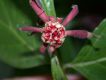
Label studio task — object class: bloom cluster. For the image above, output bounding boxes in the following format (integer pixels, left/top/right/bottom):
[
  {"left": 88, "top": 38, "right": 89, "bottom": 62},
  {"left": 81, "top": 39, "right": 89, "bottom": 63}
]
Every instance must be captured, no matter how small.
[{"left": 19, "top": 0, "right": 93, "bottom": 53}]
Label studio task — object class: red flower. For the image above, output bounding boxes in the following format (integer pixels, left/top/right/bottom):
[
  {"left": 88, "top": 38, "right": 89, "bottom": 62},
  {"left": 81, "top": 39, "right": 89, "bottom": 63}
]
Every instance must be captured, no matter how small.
[{"left": 19, "top": 0, "right": 93, "bottom": 53}]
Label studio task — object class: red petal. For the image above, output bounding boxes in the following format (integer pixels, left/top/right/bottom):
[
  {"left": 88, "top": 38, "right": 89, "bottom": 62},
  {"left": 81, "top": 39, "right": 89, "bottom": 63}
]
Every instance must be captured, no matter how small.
[
  {"left": 66, "top": 30, "right": 93, "bottom": 39},
  {"left": 19, "top": 26, "right": 42, "bottom": 33},
  {"left": 62, "top": 5, "right": 79, "bottom": 27},
  {"left": 48, "top": 46, "right": 55, "bottom": 54},
  {"left": 57, "top": 17, "right": 63, "bottom": 23},
  {"left": 29, "top": 0, "right": 49, "bottom": 22},
  {"left": 40, "top": 43, "right": 48, "bottom": 54},
  {"left": 49, "top": 16, "right": 56, "bottom": 22}
]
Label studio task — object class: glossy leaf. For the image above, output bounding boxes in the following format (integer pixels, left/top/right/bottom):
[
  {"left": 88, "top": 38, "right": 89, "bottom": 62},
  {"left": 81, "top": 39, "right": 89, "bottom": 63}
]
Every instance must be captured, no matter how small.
[
  {"left": 40, "top": 0, "right": 56, "bottom": 16},
  {"left": 0, "top": 0, "right": 46, "bottom": 68},
  {"left": 51, "top": 56, "right": 68, "bottom": 80},
  {"left": 65, "top": 19, "right": 106, "bottom": 80}
]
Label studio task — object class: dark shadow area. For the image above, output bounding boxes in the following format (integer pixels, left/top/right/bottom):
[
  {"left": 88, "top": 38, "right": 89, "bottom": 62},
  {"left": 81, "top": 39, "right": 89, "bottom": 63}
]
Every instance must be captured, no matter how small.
[
  {"left": 14, "top": 64, "right": 51, "bottom": 77},
  {"left": 0, "top": 61, "right": 15, "bottom": 79}
]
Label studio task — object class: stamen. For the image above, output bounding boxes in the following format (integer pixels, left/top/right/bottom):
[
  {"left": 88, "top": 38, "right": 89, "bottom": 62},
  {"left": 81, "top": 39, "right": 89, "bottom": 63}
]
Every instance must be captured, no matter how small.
[{"left": 41, "top": 21, "right": 65, "bottom": 48}]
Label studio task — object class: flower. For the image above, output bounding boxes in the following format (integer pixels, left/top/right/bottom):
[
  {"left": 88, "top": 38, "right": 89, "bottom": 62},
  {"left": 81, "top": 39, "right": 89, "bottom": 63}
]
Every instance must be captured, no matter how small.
[{"left": 19, "top": 0, "right": 93, "bottom": 53}]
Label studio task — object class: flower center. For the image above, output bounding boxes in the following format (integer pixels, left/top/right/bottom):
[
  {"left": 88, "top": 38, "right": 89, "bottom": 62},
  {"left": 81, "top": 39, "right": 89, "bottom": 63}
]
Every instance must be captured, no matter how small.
[{"left": 41, "top": 21, "right": 65, "bottom": 48}]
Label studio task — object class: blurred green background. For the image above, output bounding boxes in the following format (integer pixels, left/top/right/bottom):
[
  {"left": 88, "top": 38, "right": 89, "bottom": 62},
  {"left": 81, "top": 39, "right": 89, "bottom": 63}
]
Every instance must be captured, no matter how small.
[{"left": 0, "top": 0, "right": 106, "bottom": 79}]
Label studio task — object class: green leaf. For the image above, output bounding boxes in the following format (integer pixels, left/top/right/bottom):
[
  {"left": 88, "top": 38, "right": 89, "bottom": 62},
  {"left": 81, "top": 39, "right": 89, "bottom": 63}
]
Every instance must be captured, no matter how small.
[
  {"left": 65, "top": 19, "right": 106, "bottom": 80},
  {"left": 0, "top": 0, "right": 46, "bottom": 68},
  {"left": 40, "top": 0, "right": 56, "bottom": 16},
  {"left": 59, "top": 38, "right": 84, "bottom": 63},
  {"left": 51, "top": 56, "right": 68, "bottom": 80},
  {"left": 59, "top": 38, "right": 74, "bottom": 63}
]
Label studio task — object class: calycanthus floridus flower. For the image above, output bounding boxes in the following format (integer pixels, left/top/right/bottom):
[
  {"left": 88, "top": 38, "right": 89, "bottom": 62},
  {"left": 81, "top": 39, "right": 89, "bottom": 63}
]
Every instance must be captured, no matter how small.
[{"left": 19, "top": 0, "right": 93, "bottom": 53}]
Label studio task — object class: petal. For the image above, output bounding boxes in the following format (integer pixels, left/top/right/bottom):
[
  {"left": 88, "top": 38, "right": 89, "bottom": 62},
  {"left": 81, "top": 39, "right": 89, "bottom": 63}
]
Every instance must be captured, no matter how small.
[
  {"left": 49, "top": 16, "right": 56, "bottom": 22},
  {"left": 19, "top": 26, "right": 42, "bottom": 33},
  {"left": 57, "top": 17, "right": 63, "bottom": 23},
  {"left": 62, "top": 5, "right": 79, "bottom": 27},
  {"left": 40, "top": 43, "right": 48, "bottom": 54},
  {"left": 35, "top": 0, "right": 42, "bottom": 8},
  {"left": 48, "top": 46, "right": 55, "bottom": 54},
  {"left": 66, "top": 30, "right": 93, "bottom": 39},
  {"left": 29, "top": 0, "right": 49, "bottom": 22},
  {"left": 49, "top": 17, "right": 63, "bottom": 23}
]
